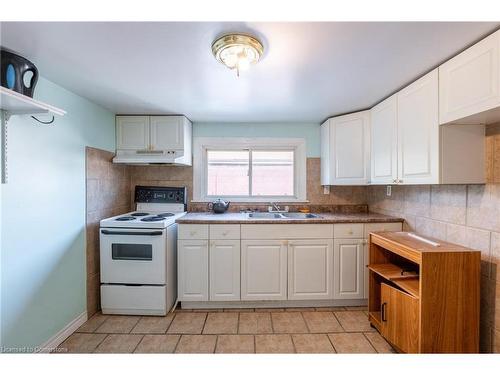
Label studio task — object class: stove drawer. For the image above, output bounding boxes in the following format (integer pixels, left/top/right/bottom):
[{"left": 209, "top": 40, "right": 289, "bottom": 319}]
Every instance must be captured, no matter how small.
[{"left": 101, "top": 284, "right": 167, "bottom": 315}]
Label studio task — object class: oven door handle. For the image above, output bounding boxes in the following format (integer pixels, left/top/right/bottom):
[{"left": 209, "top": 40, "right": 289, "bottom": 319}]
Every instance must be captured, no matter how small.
[{"left": 101, "top": 229, "right": 164, "bottom": 236}]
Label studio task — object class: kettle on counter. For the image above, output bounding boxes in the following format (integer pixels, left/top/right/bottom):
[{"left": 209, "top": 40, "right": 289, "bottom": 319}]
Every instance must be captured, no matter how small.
[{"left": 207, "top": 198, "right": 230, "bottom": 214}]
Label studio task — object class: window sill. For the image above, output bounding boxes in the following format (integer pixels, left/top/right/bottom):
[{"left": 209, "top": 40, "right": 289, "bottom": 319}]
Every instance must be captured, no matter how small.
[{"left": 191, "top": 199, "right": 310, "bottom": 204}]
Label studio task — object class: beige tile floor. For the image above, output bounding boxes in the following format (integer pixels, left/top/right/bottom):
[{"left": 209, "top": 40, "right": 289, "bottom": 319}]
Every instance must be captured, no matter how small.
[{"left": 57, "top": 306, "right": 395, "bottom": 354}]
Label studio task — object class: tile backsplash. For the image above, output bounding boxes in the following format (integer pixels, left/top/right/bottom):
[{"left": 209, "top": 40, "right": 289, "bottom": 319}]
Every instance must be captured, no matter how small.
[{"left": 85, "top": 147, "right": 131, "bottom": 316}]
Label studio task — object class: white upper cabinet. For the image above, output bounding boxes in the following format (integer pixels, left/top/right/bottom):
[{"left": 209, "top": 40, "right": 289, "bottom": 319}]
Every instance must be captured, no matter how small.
[
  {"left": 369, "top": 69, "right": 485, "bottom": 185},
  {"left": 439, "top": 30, "right": 500, "bottom": 125},
  {"left": 321, "top": 111, "right": 370, "bottom": 185},
  {"left": 116, "top": 116, "right": 150, "bottom": 150},
  {"left": 397, "top": 69, "right": 439, "bottom": 184},
  {"left": 114, "top": 115, "right": 192, "bottom": 165},
  {"left": 370, "top": 95, "right": 398, "bottom": 184},
  {"left": 150, "top": 116, "right": 184, "bottom": 150}
]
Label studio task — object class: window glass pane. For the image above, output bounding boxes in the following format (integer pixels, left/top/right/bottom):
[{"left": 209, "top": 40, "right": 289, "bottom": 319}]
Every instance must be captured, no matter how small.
[
  {"left": 207, "top": 150, "right": 249, "bottom": 196},
  {"left": 252, "top": 151, "right": 294, "bottom": 196}
]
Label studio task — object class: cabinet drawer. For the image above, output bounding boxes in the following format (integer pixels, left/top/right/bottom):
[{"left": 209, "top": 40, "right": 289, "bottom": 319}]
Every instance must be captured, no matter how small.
[
  {"left": 334, "top": 224, "right": 363, "bottom": 238},
  {"left": 241, "top": 224, "right": 333, "bottom": 239},
  {"left": 210, "top": 224, "right": 240, "bottom": 240},
  {"left": 178, "top": 224, "right": 209, "bottom": 240}
]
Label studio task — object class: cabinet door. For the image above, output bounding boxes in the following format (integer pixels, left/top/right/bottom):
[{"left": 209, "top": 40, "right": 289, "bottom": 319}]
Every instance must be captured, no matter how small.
[
  {"left": 116, "top": 116, "right": 150, "bottom": 150},
  {"left": 397, "top": 69, "right": 439, "bottom": 184},
  {"left": 150, "top": 116, "right": 184, "bottom": 150},
  {"left": 320, "top": 120, "right": 331, "bottom": 185},
  {"left": 439, "top": 30, "right": 500, "bottom": 124},
  {"left": 288, "top": 239, "right": 333, "bottom": 300},
  {"left": 330, "top": 111, "right": 370, "bottom": 185},
  {"left": 241, "top": 240, "right": 287, "bottom": 300},
  {"left": 209, "top": 240, "right": 240, "bottom": 301},
  {"left": 333, "top": 238, "right": 364, "bottom": 299},
  {"left": 380, "top": 283, "right": 419, "bottom": 353},
  {"left": 177, "top": 240, "right": 208, "bottom": 301},
  {"left": 370, "top": 95, "right": 398, "bottom": 184}
]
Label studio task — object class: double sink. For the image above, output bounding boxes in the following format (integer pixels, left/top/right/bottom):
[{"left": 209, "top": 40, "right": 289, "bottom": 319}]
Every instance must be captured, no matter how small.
[{"left": 246, "top": 212, "right": 322, "bottom": 219}]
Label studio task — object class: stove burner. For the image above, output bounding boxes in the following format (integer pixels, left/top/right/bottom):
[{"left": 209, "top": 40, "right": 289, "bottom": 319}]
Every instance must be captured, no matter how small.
[
  {"left": 140, "top": 216, "right": 166, "bottom": 222},
  {"left": 157, "top": 213, "right": 175, "bottom": 217},
  {"left": 116, "top": 216, "right": 136, "bottom": 221},
  {"left": 131, "top": 212, "right": 149, "bottom": 217}
]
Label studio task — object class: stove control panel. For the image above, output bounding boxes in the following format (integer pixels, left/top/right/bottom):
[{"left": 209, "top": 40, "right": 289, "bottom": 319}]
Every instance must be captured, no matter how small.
[{"left": 135, "top": 186, "right": 187, "bottom": 205}]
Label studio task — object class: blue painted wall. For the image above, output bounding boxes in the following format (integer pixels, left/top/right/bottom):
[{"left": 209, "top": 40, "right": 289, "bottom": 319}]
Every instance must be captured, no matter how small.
[
  {"left": 0, "top": 77, "right": 115, "bottom": 349},
  {"left": 193, "top": 122, "right": 321, "bottom": 157}
]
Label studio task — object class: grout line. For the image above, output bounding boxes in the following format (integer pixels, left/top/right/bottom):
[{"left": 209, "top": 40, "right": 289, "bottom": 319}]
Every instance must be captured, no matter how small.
[
  {"left": 326, "top": 333, "right": 338, "bottom": 353},
  {"left": 213, "top": 335, "right": 219, "bottom": 353},
  {"left": 362, "top": 332, "right": 378, "bottom": 353},
  {"left": 299, "top": 312, "right": 310, "bottom": 333},
  {"left": 92, "top": 333, "right": 109, "bottom": 353},
  {"left": 132, "top": 335, "right": 145, "bottom": 353},
  {"left": 290, "top": 334, "right": 297, "bottom": 354},
  {"left": 172, "top": 334, "right": 182, "bottom": 354},
  {"left": 128, "top": 316, "right": 142, "bottom": 334},
  {"left": 236, "top": 312, "right": 240, "bottom": 334},
  {"left": 201, "top": 312, "right": 209, "bottom": 334}
]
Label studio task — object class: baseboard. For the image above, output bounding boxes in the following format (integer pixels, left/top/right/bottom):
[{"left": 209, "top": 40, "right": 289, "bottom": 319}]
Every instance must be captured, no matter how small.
[
  {"left": 37, "top": 311, "right": 88, "bottom": 353},
  {"left": 181, "top": 299, "right": 368, "bottom": 309}
]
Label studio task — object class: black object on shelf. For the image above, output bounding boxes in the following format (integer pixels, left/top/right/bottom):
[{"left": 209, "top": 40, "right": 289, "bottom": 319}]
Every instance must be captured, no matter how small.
[{"left": 1, "top": 47, "right": 39, "bottom": 98}]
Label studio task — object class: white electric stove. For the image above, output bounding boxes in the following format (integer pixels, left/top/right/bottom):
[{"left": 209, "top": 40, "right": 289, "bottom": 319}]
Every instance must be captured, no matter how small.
[{"left": 99, "top": 186, "right": 186, "bottom": 316}]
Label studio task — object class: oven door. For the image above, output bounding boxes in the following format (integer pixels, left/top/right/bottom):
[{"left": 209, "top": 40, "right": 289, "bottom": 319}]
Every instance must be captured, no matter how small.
[{"left": 100, "top": 228, "right": 167, "bottom": 285}]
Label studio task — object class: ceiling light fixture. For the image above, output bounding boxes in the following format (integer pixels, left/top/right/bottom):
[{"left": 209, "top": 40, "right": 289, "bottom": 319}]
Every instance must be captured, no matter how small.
[{"left": 212, "top": 33, "right": 264, "bottom": 77}]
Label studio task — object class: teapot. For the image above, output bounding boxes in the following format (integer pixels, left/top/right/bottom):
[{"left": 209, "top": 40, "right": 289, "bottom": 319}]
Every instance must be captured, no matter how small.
[{"left": 207, "top": 198, "right": 230, "bottom": 214}]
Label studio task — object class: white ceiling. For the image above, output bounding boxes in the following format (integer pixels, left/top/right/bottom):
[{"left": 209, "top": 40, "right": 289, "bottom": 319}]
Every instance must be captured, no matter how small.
[{"left": 1, "top": 22, "right": 498, "bottom": 122}]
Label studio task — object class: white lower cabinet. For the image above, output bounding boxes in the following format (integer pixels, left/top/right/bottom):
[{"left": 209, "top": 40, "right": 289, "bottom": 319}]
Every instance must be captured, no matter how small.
[
  {"left": 178, "top": 240, "right": 209, "bottom": 301},
  {"left": 209, "top": 240, "right": 240, "bottom": 301},
  {"left": 241, "top": 240, "right": 288, "bottom": 300},
  {"left": 288, "top": 239, "right": 334, "bottom": 300},
  {"left": 333, "top": 238, "right": 364, "bottom": 299}
]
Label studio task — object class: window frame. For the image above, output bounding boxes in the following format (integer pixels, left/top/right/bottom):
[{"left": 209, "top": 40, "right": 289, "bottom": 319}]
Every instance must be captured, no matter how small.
[{"left": 193, "top": 137, "right": 307, "bottom": 202}]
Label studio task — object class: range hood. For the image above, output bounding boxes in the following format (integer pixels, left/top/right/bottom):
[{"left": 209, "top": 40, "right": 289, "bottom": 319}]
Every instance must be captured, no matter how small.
[{"left": 112, "top": 115, "right": 192, "bottom": 166}]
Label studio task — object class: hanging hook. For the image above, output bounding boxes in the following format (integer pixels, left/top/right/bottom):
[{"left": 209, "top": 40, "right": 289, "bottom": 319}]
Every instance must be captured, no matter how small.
[{"left": 31, "top": 115, "right": 55, "bottom": 125}]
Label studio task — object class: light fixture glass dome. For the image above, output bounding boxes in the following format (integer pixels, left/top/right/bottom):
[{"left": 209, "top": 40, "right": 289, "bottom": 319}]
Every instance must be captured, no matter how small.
[{"left": 212, "top": 34, "right": 264, "bottom": 76}]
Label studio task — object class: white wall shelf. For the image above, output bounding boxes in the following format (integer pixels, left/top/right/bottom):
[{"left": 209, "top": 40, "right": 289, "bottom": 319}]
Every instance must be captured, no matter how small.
[
  {"left": 0, "top": 87, "right": 66, "bottom": 184},
  {"left": 0, "top": 87, "right": 66, "bottom": 118}
]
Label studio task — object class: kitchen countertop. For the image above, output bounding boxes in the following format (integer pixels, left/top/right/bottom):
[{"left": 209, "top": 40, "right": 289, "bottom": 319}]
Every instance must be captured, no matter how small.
[{"left": 175, "top": 212, "right": 404, "bottom": 224}]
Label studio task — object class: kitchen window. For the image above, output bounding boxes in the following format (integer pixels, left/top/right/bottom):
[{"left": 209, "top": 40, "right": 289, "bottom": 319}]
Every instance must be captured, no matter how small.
[{"left": 193, "top": 137, "right": 307, "bottom": 202}]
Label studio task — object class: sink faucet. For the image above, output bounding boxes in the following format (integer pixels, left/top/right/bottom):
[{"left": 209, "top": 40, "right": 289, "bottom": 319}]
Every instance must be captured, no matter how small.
[{"left": 269, "top": 202, "right": 289, "bottom": 213}]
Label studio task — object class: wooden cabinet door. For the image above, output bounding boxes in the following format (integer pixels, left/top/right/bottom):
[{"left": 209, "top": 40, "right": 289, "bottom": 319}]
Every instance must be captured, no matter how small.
[
  {"left": 177, "top": 240, "right": 209, "bottom": 301},
  {"left": 150, "top": 116, "right": 184, "bottom": 150},
  {"left": 333, "top": 239, "right": 364, "bottom": 299},
  {"left": 330, "top": 111, "right": 371, "bottom": 185},
  {"left": 397, "top": 69, "right": 439, "bottom": 184},
  {"left": 370, "top": 95, "right": 398, "bottom": 184},
  {"left": 116, "top": 116, "right": 150, "bottom": 150},
  {"left": 380, "top": 283, "right": 419, "bottom": 353},
  {"left": 439, "top": 30, "right": 500, "bottom": 124},
  {"left": 288, "top": 239, "right": 333, "bottom": 300},
  {"left": 209, "top": 240, "right": 240, "bottom": 301},
  {"left": 241, "top": 240, "right": 287, "bottom": 300}
]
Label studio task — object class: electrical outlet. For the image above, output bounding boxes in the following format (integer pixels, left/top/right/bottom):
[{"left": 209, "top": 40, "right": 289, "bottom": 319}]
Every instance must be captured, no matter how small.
[
  {"left": 323, "top": 186, "right": 330, "bottom": 195},
  {"left": 386, "top": 185, "right": 392, "bottom": 196}
]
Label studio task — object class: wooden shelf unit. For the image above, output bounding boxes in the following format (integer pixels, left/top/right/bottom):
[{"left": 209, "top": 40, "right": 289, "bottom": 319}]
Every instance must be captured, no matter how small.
[{"left": 368, "top": 231, "right": 480, "bottom": 353}]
